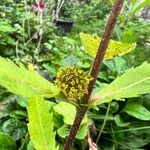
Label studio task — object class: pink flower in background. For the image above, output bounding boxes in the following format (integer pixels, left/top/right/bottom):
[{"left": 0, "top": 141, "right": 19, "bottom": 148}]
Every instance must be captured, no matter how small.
[
  {"left": 38, "top": 1, "right": 45, "bottom": 9},
  {"left": 34, "top": 1, "right": 45, "bottom": 14}
]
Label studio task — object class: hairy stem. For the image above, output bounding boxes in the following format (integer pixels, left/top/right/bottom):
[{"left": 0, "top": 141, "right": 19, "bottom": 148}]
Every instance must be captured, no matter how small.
[
  {"left": 64, "top": 1, "right": 124, "bottom": 150},
  {"left": 87, "top": 0, "right": 124, "bottom": 100},
  {"left": 64, "top": 107, "right": 87, "bottom": 150}
]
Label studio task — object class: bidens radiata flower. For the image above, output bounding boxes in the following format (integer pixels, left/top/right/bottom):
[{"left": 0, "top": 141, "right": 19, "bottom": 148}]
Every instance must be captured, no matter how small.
[{"left": 55, "top": 66, "right": 92, "bottom": 101}]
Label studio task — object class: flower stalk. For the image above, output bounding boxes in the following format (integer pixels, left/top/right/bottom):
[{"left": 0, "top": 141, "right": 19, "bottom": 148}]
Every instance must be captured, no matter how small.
[{"left": 64, "top": 0, "right": 124, "bottom": 150}]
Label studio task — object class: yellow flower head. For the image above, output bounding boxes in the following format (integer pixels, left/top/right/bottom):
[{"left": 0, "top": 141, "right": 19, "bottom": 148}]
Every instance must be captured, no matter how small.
[{"left": 55, "top": 66, "right": 92, "bottom": 100}]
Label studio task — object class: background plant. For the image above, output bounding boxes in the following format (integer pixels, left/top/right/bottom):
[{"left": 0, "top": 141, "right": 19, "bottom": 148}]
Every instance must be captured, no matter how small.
[{"left": 0, "top": 0, "right": 150, "bottom": 150}]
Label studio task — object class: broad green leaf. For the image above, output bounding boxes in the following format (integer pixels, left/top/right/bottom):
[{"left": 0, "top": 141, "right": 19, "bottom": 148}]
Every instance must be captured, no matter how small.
[
  {"left": 0, "top": 57, "right": 59, "bottom": 98},
  {"left": 53, "top": 102, "right": 76, "bottom": 125},
  {"left": 118, "top": 125, "right": 150, "bottom": 149},
  {"left": 57, "top": 124, "right": 69, "bottom": 138},
  {"left": 80, "top": 33, "right": 136, "bottom": 59},
  {"left": 53, "top": 102, "right": 87, "bottom": 125},
  {"left": 123, "top": 103, "right": 150, "bottom": 120},
  {"left": 2, "top": 118, "right": 27, "bottom": 141},
  {"left": 76, "top": 123, "right": 88, "bottom": 139},
  {"left": 122, "top": 29, "right": 136, "bottom": 43},
  {"left": 57, "top": 123, "right": 88, "bottom": 139},
  {"left": 27, "top": 141, "right": 35, "bottom": 150},
  {"left": 114, "top": 114, "right": 130, "bottom": 127},
  {"left": 10, "top": 110, "right": 27, "bottom": 119},
  {"left": 27, "top": 97, "right": 58, "bottom": 150},
  {"left": 92, "top": 62, "right": 150, "bottom": 105},
  {"left": 0, "top": 21, "right": 15, "bottom": 33},
  {"left": 16, "top": 97, "right": 28, "bottom": 107},
  {"left": 0, "top": 132, "right": 16, "bottom": 150}
]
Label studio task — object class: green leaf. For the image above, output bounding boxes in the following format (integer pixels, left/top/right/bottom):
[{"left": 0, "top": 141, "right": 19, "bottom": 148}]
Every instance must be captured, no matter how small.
[
  {"left": 61, "top": 55, "right": 79, "bottom": 66},
  {"left": 104, "top": 57, "right": 127, "bottom": 75},
  {"left": 0, "top": 132, "right": 16, "bottom": 150},
  {"left": 16, "top": 97, "right": 28, "bottom": 107},
  {"left": 114, "top": 115, "right": 130, "bottom": 127},
  {"left": 114, "top": 58, "right": 127, "bottom": 73},
  {"left": 27, "top": 141, "right": 35, "bottom": 150},
  {"left": 57, "top": 124, "right": 69, "bottom": 138},
  {"left": 118, "top": 125, "right": 150, "bottom": 149},
  {"left": 123, "top": 103, "right": 150, "bottom": 121},
  {"left": 80, "top": 33, "right": 136, "bottom": 59},
  {"left": 76, "top": 123, "right": 88, "bottom": 139},
  {"left": 0, "top": 21, "right": 15, "bottom": 33},
  {"left": 0, "top": 97, "right": 13, "bottom": 119},
  {"left": 53, "top": 102, "right": 87, "bottom": 125},
  {"left": 2, "top": 118, "right": 27, "bottom": 141},
  {"left": 27, "top": 97, "right": 58, "bottom": 150},
  {"left": 53, "top": 102, "right": 76, "bottom": 125},
  {"left": 132, "top": 0, "right": 150, "bottom": 15},
  {"left": 122, "top": 29, "right": 136, "bottom": 43},
  {"left": 10, "top": 110, "right": 27, "bottom": 119},
  {"left": 57, "top": 123, "right": 88, "bottom": 140},
  {"left": 0, "top": 57, "right": 59, "bottom": 98},
  {"left": 92, "top": 62, "right": 150, "bottom": 105},
  {"left": 108, "top": 0, "right": 115, "bottom": 5}
]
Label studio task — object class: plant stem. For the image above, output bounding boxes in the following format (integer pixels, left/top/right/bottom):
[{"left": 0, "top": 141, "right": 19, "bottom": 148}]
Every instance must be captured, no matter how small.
[
  {"left": 106, "top": 126, "right": 150, "bottom": 133},
  {"left": 96, "top": 102, "right": 111, "bottom": 144},
  {"left": 87, "top": 0, "right": 124, "bottom": 100},
  {"left": 64, "top": 107, "right": 87, "bottom": 150},
  {"left": 35, "top": 10, "right": 43, "bottom": 59},
  {"left": 15, "top": 40, "right": 19, "bottom": 62},
  {"left": 64, "top": 1, "right": 124, "bottom": 150}
]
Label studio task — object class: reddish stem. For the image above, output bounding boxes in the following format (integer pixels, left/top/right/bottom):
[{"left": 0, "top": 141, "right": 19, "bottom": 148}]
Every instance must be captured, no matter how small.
[{"left": 64, "top": 1, "right": 124, "bottom": 150}]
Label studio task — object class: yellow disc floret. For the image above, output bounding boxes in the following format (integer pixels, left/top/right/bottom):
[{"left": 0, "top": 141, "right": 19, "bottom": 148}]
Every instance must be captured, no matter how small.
[{"left": 55, "top": 66, "right": 92, "bottom": 101}]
